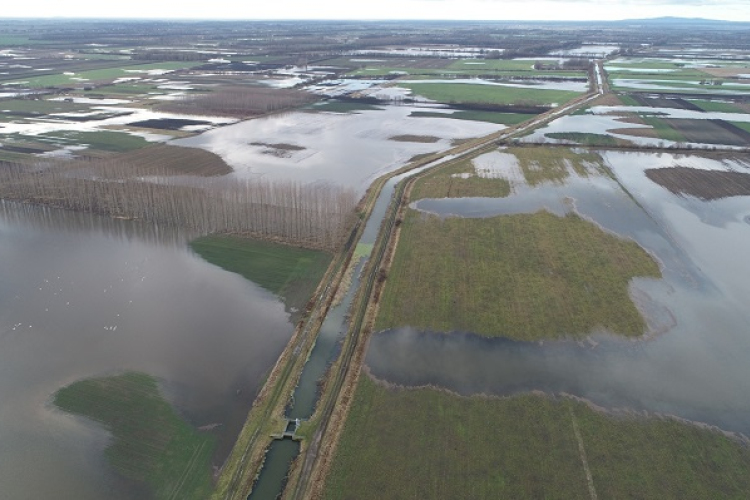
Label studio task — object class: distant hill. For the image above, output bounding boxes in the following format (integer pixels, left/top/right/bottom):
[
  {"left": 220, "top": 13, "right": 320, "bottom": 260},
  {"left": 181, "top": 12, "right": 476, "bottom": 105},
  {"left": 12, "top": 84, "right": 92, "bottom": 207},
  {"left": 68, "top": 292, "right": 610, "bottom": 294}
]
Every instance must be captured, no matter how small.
[{"left": 614, "top": 16, "right": 750, "bottom": 28}]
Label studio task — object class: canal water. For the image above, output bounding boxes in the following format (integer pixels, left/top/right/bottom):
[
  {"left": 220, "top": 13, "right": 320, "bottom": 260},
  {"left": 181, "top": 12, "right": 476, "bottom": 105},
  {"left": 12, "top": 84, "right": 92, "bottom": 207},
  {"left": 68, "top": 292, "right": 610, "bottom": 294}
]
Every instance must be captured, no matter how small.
[
  {"left": 245, "top": 156, "right": 452, "bottom": 498},
  {"left": 365, "top": 150, "right": 750, "bottom": 437},
  {"left": 0, "top": 201, "right": 294, "bottom": 499}
]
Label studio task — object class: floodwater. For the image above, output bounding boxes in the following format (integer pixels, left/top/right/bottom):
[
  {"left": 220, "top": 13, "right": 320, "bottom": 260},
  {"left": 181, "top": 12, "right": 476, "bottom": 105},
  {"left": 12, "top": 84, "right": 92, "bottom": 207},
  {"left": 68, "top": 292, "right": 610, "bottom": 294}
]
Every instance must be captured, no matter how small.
[
  {"left": 367, "top": 150, "right": 750, "bottom": 437},
  {"left": 398, "top": 78, "right": 589, "bottom": 93},
  {"left": 0, "top": 202, "right": 295, "bottom": 499},
  {"left": 522, "top": 105, "right": 750, "bottom": 149},
  {"left": 173, "top": 106, "right": 500, "bottom": 193}
]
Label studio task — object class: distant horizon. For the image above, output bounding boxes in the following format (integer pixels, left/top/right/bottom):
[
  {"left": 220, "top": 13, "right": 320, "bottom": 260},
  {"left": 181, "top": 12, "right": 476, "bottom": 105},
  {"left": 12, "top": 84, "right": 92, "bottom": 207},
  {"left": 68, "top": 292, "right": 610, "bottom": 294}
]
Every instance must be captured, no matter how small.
[
  {"left": 1, "top": 15, "right": 748, "bottom": 23},
  {"left": 1, "top": 1, "right": 749, "bottom": 23}
]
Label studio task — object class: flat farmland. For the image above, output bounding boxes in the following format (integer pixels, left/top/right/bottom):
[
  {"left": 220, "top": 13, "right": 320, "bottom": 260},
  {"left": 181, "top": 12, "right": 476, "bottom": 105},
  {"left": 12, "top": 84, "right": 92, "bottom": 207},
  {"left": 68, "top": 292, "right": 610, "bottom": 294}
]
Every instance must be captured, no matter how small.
[
  {"left": 323, "top": 376, "right": 750, "bottom": 500},
  {"left": 396, "top": 82, "right": 581, "bottom": 106},
  {"left": 376, "top": 210, "right": 660, "bottom": 340}
]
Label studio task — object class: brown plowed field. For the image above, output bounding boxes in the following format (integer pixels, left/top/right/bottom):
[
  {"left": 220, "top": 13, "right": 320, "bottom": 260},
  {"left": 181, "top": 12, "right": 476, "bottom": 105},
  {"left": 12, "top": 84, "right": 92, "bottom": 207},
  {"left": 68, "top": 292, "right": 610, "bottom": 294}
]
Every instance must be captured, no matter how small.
[
  {"left": 646, "top": 166, "right": 750, "bottom": 200},
  {"left": 662, "top": 119, "right": 750, "bottom": 146}
]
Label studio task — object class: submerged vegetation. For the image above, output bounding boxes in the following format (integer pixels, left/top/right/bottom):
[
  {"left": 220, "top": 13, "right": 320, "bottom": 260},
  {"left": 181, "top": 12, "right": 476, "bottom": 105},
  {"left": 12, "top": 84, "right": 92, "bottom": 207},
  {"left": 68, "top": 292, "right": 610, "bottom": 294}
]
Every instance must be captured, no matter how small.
[
  {"left": 324, "top": 376, "right": 750, "bottom": 500},
  {"left": 0, "top": 160, "right": 357, "bottom": 251},
  {"left": 190, "top": 234, "right": 331, "bottom": 311},
  {"left": 646, "top": 166, "right": 750, "bottom": 200},
  {"left": 509, "top": 146, "right": 603, "bottom": 185},
  {"left": 377, "top": 210, "right": 660, "bottom": 339},
  {"left": 409, "top": 158, "right": 511, "bottom": 200},
  {"left": 54, "top": 372, "right": 215, "bottom": 500}
]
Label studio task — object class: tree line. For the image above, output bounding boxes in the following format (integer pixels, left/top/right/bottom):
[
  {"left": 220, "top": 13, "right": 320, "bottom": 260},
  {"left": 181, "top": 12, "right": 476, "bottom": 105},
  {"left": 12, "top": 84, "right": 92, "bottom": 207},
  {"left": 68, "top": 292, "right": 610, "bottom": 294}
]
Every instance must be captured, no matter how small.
[{"left": 0, "top": 160, "right": 358, "bottom": 251}]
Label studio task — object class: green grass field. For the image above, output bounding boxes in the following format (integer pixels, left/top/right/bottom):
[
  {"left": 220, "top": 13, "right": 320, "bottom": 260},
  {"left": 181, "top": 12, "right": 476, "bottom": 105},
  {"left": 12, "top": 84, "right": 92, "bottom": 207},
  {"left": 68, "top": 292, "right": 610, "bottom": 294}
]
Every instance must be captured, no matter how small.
[
  {"left": 54, "top": 372, "right": 215, "bottom": 500},
  {"left": 410, "top": 109, "right": 532, "bottom": 125},
  {"left": 189, "top": 235, "right": 331, "bottom": 311},
  {"left": 40, "top": 130, "right": 150, "bottom": 152},
  {"left": 689, "top": 100, "right": 745, "bottom": 113},
  {"left": 730, "top": 121, "right": 750, "bottom": 134},
  {"left": 545, "top": 132, "right": 624, "bottom": 147},
  {"left": 397, "top": 82, "right": 581, "bottom": 106},
  {"left": 377, "top": 209, "right": 660, "bottom": 340},
  {"left": 641, "top": 116, "right": 687, "bottom": 143},
  {"left": 324, "top": 376, "right": 750, "bottom": 500},
  {"left": 9, "top": 62, "right": 199, "bottom": 88},
  {"left": 308, "top": 101, "right": 383, "bottom": 113},
  {"left": 410, "top": 158, "right": 511, "bottom": 200}
]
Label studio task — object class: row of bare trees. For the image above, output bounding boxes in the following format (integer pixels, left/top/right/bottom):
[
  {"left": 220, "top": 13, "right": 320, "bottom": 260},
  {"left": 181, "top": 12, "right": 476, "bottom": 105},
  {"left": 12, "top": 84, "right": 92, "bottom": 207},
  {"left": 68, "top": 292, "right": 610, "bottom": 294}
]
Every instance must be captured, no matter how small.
[
  {"left": 161, "top": 86, "right": 316, "bottom": 118},
  {"left": 0, "top": 161, "right": 357, "bottom": 251}
]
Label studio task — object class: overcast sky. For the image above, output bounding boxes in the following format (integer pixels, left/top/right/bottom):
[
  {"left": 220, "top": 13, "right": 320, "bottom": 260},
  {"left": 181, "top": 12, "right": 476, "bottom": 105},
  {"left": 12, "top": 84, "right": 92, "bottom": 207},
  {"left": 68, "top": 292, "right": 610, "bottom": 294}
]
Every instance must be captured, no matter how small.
[{"left": 2, "top": 0, "right": 749, "bottom": 22}]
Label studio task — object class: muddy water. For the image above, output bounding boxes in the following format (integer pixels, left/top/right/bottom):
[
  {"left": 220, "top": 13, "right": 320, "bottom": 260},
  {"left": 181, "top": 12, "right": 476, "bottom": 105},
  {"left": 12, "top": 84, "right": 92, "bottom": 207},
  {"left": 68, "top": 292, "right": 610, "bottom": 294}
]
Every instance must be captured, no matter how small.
[
  {"left": 173, "top": 106, "right": 500, "bottom": 194},
  {"left": 367, "top": 151, "right": 750, "bottom": 437},
  {"left": 0, "top": 202, "right": 294, "bottom": 499}
]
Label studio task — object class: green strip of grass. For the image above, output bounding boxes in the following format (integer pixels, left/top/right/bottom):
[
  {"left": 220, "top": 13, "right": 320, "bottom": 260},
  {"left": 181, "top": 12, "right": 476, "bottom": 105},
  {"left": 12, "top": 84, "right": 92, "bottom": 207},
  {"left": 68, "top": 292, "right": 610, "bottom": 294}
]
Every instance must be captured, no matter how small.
[
  {"left": 397, "top": 82, "right": 580, "bottom": 106},
  {"left": 689, "top": 100, "right": 744, "bottom": 113},
  {"left": 11, "top": 62, "right": 199, "bottom": 88},
  {"left": 410, "top": 158, "right": 511, "bottom": 200},
  {"left": 0, "top": 98, "right": 92, "bottom": 114},
  {"left": 189, "top": 235, "right": 331, "bottom": 310},
  {"left": 308, "top": 101, "right": 383, "bottom": 113},
  {"left": 730, "top": 121, "right": 750, "bottom": 134},
  {"left": 377, "top": 210, "right": 660, "bottom": 340},
  {"left": 41, "top": 130, "right": 150, "bottom": 152},
  {"left": 54, "top": 372, "right": 215, "bottom": 500},
  {"left": 410, "top": 110, "right": 532, "bottom": 125},
  {"left": 617, "top": 94, "right": 641, "bottom": 106},
  {"left": 545, "top": 132, "right": 622, "bottom": 147},
  {"left": 641, "top": 116, "right": 687, "bottom": 143},
  {"left": 324, "top": 376, "right": 750, "bottom": 500}
]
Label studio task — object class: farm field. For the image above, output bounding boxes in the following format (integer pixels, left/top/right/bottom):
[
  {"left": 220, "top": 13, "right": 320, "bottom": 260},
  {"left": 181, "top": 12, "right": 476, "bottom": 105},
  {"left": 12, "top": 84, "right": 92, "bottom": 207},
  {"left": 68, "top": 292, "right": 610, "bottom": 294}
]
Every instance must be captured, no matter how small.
[
  {"left": 409, "top": 157, "right": 511, "bottom": 199},
  {"left": 396, "top": 81, "right": 581, "bottom": 106},
  {"left": 409, "top": 109, "right": 532, "bottom": 124},
  {"left": 376, "top": 208, "right": 660, "bottom": 340},
  {"left": 324, "top": 376, "right": 750, "bottom": 500},
  {"left": 4, "top": 16, "right": 750, "bottom": 500}
]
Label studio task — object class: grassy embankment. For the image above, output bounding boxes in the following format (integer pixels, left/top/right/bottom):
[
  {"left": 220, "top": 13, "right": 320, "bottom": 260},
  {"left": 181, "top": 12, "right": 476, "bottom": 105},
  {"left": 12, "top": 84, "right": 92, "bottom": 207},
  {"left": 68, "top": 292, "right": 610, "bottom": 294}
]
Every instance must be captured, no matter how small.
[
  {"left": 324, "top": 376, "right": 750, "bottom": 500},
  {"left": 189, "top": 235, "right": 331, "bottom": 314},
  {"left": 397, "top": 82, "right": 581, "bottom": 107},
  {"left": 55, "top": 372, "right": 215, "bottom": 500}
]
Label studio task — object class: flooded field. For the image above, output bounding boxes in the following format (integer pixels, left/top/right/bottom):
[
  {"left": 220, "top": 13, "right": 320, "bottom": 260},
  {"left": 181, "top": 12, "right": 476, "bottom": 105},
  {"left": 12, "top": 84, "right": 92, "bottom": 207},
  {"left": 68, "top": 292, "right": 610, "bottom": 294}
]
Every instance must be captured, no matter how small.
[
  {"left": 0, "top": 202, "right": 295, "bottom": 499},
  {"left": 522, "top": 103, "right": 750, "bottom": 148},
  {"left": 174, "top": 106, "right": 500, "bottom": 192},
  {"left": 367, "top": 149, "right": 750, "bottom": 436}
]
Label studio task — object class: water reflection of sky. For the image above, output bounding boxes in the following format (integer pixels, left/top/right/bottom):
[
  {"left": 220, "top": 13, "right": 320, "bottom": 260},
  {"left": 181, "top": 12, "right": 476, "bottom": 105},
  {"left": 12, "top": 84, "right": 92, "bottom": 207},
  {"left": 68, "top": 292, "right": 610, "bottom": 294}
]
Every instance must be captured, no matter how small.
[
  {"left": 368, "top": 150, "right": 750, "bottom": 437},
  {"left": 173, "top": 106, "right": 500, "bottom": 194},
  {"left": 0, "top": 203, "right": 293, "bottom": 499}
]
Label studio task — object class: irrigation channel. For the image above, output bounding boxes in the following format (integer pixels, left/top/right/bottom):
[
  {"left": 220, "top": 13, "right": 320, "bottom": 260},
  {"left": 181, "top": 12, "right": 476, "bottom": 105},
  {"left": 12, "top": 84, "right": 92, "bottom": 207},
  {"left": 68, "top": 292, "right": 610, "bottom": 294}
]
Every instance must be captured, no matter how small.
[
  {"left": 247, "top": 162, "right": 440, "bottom": 500},
  {"left": 235, "top": 65, "right": 607, "bottom": 500}
]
